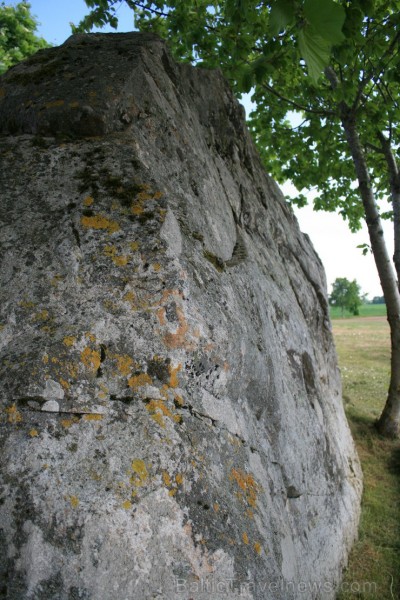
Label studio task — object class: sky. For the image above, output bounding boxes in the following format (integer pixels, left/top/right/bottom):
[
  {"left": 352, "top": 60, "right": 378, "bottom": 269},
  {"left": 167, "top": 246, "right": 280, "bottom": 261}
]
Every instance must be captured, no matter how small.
[{"left": 16, "top": 0, "right": 393, "bottom": 298}]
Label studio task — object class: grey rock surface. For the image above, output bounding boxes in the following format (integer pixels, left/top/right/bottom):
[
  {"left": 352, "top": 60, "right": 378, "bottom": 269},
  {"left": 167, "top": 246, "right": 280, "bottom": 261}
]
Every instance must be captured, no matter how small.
[{"left": 0, "top": 33, "right": 362, "bottom": 599}]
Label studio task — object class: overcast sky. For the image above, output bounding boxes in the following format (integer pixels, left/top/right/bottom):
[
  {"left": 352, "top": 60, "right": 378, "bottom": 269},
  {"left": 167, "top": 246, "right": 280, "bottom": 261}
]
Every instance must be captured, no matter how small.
[{"left": 23, "top": 0, "right": 393, "bottom": 298}]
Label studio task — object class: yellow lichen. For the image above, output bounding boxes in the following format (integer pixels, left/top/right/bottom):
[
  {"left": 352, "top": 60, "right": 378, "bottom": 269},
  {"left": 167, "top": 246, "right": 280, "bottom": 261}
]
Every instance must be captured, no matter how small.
[
  {"left": 81, "top": 215, "right": 120, "bottom": 234},
  {"left": 152, "top": 263, "right": 161, "bottom": 272},
  {"left": 145, "top": 399, "right": 173, "bottom": 428},
  {"left": 61, "top": 417, "right": 78, "bottom": 428},
  {"left": 175, "top": 473, "right": 184, "bottom": 486},
  {"left": 130, "top": 459, "right": 148, "bottom": 487},
  {"left": 85, "top": 332, "right": 96, "bottom": 342},
  {"left": 162, "top": 471, "right": 171, "bottom": 487},
  {"left": 59, "top": 378, "right": 70, "bottom": 390},
  {"left": 122, "top": 500, "right": 132, "bottom": 510},
  {"left": 103, "top": 245, "right": 129, "bottom": 267},
  {"left": 254, "top": 542, "right": 262, "bottom": 555},
  {"left": 6, "top": 404, "right": 22, "bottom": 424},
  {"left": 242, "top": 532, "right": 249, "bottom": 545},
  {"left": 83, "top": 195, "right": 94, "bottom": 206},
  {"left": 69, "top": 495, "right": 79, "bottom": 508},
  {"left": 45, "top": 99, "right": 65, "bottom": 108},
  {"left": 81, "top": 347, "right": 101, "bottom": 373},
  {"left": 83, "top": 414, "right": 103, "bottom": 421},
  {"left": 230, "top": 468, "right": 260, "bottom": 509},
  {"left": 130, "top": 241, "right": 140, "bottom": 251},
  {"left": 114, "top": 354, "right": 133, "bottom": 377},
  {"left": 34, "top": 309, "right": 50, "bottom": 322},
  {"left": 127, "top": 373, "right": 152, "bottom": 389},
  {"left": 63, "top": 336, "right": 76, "bottom": 347},
  {"left": 213, "top": 503, "right": 220, "bottom": 513},
  {"left": 29, "top": 429, "right": 39, "bottom": 437}
]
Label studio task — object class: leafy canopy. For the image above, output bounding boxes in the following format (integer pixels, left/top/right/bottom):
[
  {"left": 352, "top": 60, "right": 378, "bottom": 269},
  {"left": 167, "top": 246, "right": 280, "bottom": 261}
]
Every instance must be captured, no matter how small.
[
  {"left": 0, "top": 1, "right": 50, "bottom": 74},
  {"left": 75, "top": 1, "right": 400, "bottom": 233},
  {"left": 329, "top": 277, "right": 363, "bottom": 315}
]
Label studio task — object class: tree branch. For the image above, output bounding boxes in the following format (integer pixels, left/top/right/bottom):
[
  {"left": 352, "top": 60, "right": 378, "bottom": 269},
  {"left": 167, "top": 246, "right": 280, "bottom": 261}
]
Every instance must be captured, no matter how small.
[{"left": 259, "top": 81, "right": 335, "bottom": 117}]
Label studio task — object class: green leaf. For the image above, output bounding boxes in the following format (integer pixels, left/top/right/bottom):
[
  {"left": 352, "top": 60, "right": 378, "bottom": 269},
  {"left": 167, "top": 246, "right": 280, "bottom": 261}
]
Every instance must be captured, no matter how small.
[
  {"left": 304, "top": 0, "right": 345, "bottom": 45},
  {"left": 298, "top": 26, "right": 331, "bottom": 82},
  {"left": 237, "top": 64, "right": 254, "bottom": 93},
  {"left": 269, "top": 0, "right": 295, "bottom": 36}
]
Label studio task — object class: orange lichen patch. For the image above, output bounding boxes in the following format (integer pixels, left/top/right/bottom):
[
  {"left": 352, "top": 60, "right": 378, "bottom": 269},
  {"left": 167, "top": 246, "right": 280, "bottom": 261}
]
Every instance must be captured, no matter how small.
[
  {"left": 85, "top": 332, "right": 96, "bottom": 342},
  {"left": 130, "top": 241, "right": 140, "bottom": 251},
  {"left": 114, "top": 354, "right": 134, "bottom": 377},
  {"left": 169, "top": 363, "right": 182, "bottom": 388},
  {"left": 81, "top": 215, "right": 120, "bottom": 234},
  {"left": 246, "top": 508, "right": 254, "bottom": 519},
  {"left": 6, "top": 404, "right": 22, "bottom": 424},
  {"left": 175, "top": 473, "right": 184, "bottom": 486},
  {"left": 163, "top": 307, "right": 189, "bottom": 349},
  {"left": 122, "top": 500, "right": 132, "bottom": 510},
  {"left": 168, "top": 488, "right": 177, "bottom": 497},
  {"left": 153, "top": 191, "right": 163, "bottom": 200},
  {"left": 83, "top": 195, "right": 94, "bottom": 206},
  {"left": 213, "top": 503, "right": 220, "bottom": 513},
  {"left": 223, "top": 362, "right": 230, "bottom": 372},
  {"left": 162, "top": 471, "right": 171, "bottom": 487},
  {"left": 83, "top": 414, "right": 103, "bottom": 421},
  {"left": 152, "top": 263, "right": 161, "bottom": 272},
  {"left": 128, "top": 372, "right": 152, "bottom": 390},
  {"left": 130, "top": 459, "right": 148, "bottom": 487},
  {"left": 42, "top": 354, "right": 49, "bottom": 364},
  {"left": 81, "top": 347, "right": 101, "bottom": 373},
  {"left": 254, "top": 542, "right": 262, "bottom": 555},
  {"left": 69, "top": 495, "right": 79, "bottom": 508},
  {"left": 45, "top": 99, "right": 64, "bottom": 108},
  {"left": 63, "top": 336, "right": 76, "bottom": 347},
  {"left": 242, "top": 532, "right": 249, "bottom": 545},
  {"left": 230, "top": 468, "right": 260, "bottom": 509},
  {"left": 29, "top": 429, "right": 39, "bottom": 437}
]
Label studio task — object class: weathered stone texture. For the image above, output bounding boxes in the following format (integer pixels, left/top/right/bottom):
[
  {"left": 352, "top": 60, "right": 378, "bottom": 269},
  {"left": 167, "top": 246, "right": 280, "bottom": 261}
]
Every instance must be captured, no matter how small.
[{"left": 0, "top": 33, "right": 361, "bottom": 599}]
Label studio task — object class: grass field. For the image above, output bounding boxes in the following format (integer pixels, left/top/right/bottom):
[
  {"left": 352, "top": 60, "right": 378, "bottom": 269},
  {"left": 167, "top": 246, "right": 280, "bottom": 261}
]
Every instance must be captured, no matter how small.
[
  {"left": 333, "top": 316, "right": 400, "bottom": 599},
  {"left": 330, "top": 303, "right": 387, "bottom": 320}
]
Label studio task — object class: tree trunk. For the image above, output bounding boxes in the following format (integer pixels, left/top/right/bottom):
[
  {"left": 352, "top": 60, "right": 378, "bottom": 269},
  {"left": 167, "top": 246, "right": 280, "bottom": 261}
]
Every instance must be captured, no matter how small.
[
  {"left": 377, "top": 132, "right": 400, "bottom": 286},
  {"left": 341, "top": 111, "right": 400, "bottom": 437}
]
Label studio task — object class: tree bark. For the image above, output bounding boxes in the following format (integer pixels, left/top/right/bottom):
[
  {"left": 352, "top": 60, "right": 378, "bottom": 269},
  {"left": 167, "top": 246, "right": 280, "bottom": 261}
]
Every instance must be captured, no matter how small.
[
  {"left": 341, "top": 111, "right": 400, "bottom": 437},
  {"left": 377, "top": 131, "right": 400, "bottom": 287}
]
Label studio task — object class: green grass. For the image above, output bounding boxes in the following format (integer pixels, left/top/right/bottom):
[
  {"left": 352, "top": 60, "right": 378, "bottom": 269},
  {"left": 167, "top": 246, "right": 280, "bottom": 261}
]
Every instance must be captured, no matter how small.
[
  {"left": 333, "top": 316, "right": 400, "bottom": 599},
  {"left": 330, "top": 303, "right": 387, "bottom": 320}
]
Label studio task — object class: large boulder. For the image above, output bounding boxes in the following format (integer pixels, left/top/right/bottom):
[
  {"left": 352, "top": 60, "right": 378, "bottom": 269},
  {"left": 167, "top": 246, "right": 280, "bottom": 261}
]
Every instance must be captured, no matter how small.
[{"left": 0, "top": 33, "right": 361, "bottom": 599}]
